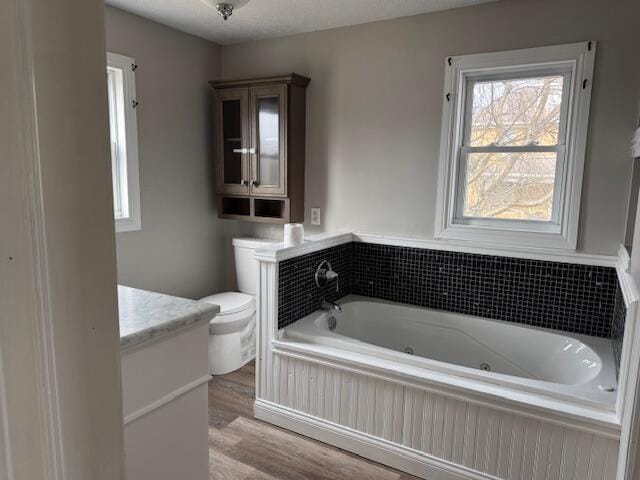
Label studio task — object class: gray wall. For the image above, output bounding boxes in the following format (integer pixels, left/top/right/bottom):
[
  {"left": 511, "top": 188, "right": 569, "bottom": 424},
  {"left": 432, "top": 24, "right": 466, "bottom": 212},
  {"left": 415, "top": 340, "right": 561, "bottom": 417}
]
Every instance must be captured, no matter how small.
[
  {"left": 221, "top": 0, "right": 640, "bottom": 255},
  {"left": 105, "top": 6, "right": 235, "bottom": 299}
]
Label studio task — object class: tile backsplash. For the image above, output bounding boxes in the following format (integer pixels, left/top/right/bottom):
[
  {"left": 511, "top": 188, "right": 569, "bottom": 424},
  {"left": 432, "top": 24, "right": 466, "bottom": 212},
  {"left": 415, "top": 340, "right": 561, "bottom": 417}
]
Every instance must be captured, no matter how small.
[
  {"left": 351, "top": 243, "right": 619, "bottom": 338},
  {"left": 278, "top": 243, "right": 353, "bottom": 329},
  {"left": 612, "top": 283, "right": 626, "bottom": 379},
  {"left": 277, "top": 241, "right": 624, "bottom": 356}
]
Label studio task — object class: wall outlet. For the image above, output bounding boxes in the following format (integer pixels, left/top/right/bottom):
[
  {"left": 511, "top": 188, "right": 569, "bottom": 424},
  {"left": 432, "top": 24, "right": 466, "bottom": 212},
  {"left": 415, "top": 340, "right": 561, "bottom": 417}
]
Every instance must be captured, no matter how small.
[{"left": 310, "top": 207, "right": 321, "bottom": 226}]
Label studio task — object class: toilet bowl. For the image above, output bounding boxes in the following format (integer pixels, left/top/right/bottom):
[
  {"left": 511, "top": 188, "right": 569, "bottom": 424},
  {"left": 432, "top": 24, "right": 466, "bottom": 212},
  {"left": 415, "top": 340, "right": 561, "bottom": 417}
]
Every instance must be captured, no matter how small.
[{"left": 200, "top": 238, "right": 274, "bottom": 375}]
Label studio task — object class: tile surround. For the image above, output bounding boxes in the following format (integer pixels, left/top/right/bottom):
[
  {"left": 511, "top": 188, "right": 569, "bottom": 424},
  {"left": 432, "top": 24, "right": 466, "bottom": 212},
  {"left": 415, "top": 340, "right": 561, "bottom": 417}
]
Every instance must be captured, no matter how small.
[
  {"left": 612, "top": 283, "right": 626, "bottom": 379},
  {"left": 278, "top": 243, "right": 353, "bottom": 329},
  {"left": 352, "top": 243, "right": 619, "bottom": 338},
  {"left": 277, "top": 241, "right": 623, "bottom": 350}
]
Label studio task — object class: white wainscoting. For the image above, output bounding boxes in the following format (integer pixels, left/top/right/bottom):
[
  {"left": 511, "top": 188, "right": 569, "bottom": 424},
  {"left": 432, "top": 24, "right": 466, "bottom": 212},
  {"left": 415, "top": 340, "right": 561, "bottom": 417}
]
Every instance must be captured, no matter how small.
[
  {"left": 256, "top": 353, "right": 618, "bottom": 480},
  {"left": 254, "top": 236, "right": 625, "bottom": 480}
]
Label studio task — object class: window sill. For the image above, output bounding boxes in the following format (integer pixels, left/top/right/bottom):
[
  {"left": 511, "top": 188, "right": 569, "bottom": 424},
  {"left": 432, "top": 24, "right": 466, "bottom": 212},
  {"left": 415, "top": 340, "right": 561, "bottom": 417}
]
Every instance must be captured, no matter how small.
[
  {"left": 435, "top": 222, "right": 576, "bottom": 252},
  {"left": 115, "top": 217, "right": 141, "bottom": 233}
]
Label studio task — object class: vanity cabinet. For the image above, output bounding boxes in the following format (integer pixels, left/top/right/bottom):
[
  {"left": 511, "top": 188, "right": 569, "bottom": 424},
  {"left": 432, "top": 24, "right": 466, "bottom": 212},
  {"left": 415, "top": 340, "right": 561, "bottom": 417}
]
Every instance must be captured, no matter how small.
[{"left": 210, "top": 73, "right": 310, "bottom": 223}]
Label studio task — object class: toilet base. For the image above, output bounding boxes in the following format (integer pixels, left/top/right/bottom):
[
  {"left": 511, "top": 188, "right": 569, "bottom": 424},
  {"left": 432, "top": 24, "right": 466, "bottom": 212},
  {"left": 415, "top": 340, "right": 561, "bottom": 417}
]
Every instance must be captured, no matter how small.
[{"left": 208, "top": 316, "right": 256, "bottom": 375}]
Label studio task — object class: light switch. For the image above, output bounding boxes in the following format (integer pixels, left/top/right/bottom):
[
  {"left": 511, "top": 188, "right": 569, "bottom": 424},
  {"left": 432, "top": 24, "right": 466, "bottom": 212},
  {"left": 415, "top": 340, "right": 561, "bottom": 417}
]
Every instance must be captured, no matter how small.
[{"left": 310, "top": 207, "right": 321, "bottom": 226}]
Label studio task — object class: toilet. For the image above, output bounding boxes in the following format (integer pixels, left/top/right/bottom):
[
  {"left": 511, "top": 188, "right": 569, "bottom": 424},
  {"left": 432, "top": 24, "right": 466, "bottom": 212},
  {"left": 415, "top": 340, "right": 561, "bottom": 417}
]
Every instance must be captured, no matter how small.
[{"left": 200, "top": 238, "right": 273, "bottom": 375}]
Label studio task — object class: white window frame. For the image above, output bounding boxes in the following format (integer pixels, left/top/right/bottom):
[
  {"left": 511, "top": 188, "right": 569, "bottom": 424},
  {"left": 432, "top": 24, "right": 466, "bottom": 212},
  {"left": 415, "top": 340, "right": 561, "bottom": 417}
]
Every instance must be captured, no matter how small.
[
  {"left": 434, "top": 42, "right": 596, "bottom": 251},
  {"left": 107, "top": 51, "right": 141, "bottom": 233}
]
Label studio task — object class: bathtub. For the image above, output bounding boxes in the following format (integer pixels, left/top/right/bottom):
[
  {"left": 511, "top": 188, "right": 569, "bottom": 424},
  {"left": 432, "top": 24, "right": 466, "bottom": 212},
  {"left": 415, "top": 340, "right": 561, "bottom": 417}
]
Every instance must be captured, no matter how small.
[{"left": 281, "top": 295, "right": 618, "bottom": 410}]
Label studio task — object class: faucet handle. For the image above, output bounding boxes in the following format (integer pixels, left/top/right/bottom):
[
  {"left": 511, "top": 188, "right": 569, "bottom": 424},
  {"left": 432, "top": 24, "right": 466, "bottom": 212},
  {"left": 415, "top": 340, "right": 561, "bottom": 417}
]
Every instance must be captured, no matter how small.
[
  {"left": 325, "top": 270, "right": 339, "bottom": 292},
  {"left": 315, "top": 260, "right": 340, "bottom": 292}
]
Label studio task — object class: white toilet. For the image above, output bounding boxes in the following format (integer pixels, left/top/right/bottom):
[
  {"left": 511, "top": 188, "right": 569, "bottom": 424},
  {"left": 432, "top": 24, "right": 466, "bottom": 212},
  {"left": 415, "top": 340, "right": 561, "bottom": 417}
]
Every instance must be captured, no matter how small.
[{"left": 200, "top": 238, "right": 273, "bottom": 375}]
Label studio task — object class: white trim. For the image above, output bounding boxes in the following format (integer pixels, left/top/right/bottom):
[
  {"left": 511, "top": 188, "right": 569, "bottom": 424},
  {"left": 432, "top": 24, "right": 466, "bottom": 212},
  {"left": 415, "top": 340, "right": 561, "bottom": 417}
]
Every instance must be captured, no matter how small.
[
  {"left": 255, "top": 399, "right": 516, "bottom": 480},
  {"left": 618, "top": 244, "right": 632, "bottom": 274},
  {"left": 253, "top": 230, "right": 618, "bottom": 267},
  {"left": 0, "top": 342, "right": 13, "bottom": 480},
  {"left": 254, "top": 232, "right": 353, "bottom": 263},
  {"left": 107, "top": 52, "right": 141, "bottom": 233},
  {"left": 11, "top": 0, "right": 65, "bottom": 477},
  {"left": 614, "top": 245, "right": 639, "bottom": 420},
  {"left": 123, "top": 374, "right": 211, "bottom": 425},
  {"left": 434, "top": 41, "right": 596, "bottom": 251},
  {"left": 354, "top": 232, "right": 618, "bottom": 267},
  {"left": 618, "top": 308, "right": 640, "bottom": 480},
  {"left": 615, "top": 245, "right": 640, "bottom": 479},
  {"left": 616, "top": 247, "right": 638, "bottom": 307}
]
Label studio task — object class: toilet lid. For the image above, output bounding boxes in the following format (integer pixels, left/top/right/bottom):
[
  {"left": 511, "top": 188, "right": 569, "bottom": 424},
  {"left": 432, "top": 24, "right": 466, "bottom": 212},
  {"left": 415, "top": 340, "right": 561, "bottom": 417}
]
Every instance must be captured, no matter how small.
[{"left": 200, "top": 292, "right": 254, "bottom": 315}]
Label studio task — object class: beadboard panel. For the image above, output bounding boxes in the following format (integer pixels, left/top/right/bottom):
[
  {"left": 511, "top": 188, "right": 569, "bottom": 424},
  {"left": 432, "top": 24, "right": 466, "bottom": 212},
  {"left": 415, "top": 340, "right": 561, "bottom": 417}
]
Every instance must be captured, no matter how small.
[{"left": 266, "top": 353, "right": 619, "bottom": 480}]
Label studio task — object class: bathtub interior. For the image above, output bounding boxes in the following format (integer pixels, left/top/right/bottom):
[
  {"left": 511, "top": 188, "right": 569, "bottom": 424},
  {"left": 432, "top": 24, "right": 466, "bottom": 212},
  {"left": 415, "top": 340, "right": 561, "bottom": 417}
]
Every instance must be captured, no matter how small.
[{"left": 282, "top": 295, "right": 618, "bottom": 410}]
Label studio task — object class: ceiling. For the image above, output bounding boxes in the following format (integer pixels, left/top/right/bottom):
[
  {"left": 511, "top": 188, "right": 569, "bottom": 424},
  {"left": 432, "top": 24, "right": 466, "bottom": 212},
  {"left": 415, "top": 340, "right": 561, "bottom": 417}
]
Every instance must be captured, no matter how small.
[{"left": 105, "top": 0, "right": 498, "bottom": 45}]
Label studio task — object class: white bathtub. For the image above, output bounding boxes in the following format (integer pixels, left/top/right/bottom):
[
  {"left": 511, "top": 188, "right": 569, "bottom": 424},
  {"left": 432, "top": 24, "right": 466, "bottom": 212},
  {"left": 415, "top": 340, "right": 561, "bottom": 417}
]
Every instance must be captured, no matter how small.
[{"left": 282, "top": 295, "right": 617, "bottom": 410}]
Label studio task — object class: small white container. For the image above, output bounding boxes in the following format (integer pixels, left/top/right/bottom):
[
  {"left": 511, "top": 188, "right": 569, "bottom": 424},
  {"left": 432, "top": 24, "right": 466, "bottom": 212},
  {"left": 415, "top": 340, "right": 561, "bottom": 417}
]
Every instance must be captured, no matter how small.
[{"left": 284, "top": 223, "right": 304, "bottom": 247}]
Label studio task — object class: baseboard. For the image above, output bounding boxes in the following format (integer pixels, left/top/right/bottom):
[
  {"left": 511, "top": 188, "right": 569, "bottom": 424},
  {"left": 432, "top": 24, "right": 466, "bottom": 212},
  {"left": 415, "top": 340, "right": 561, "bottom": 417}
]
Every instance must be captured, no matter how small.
[{"left": 254, "top": 399, "right": 498, "bottom": 480}]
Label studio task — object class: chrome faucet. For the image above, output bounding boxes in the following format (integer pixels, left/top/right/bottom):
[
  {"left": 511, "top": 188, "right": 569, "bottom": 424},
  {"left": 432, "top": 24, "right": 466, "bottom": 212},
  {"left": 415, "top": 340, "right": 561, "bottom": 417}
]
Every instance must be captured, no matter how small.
[
  {"left": 315, "top": 260, "right": 339, "bottom": 292},
  {"left": 320, "top": 300, "right": 342, "bottom": 312}
]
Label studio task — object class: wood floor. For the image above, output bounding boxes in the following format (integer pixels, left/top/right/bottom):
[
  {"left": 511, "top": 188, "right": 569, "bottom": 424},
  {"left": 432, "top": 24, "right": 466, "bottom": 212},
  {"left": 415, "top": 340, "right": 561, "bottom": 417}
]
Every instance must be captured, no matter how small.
[{"left": 208, "top": 362, "right": 420, "bottom": 480}]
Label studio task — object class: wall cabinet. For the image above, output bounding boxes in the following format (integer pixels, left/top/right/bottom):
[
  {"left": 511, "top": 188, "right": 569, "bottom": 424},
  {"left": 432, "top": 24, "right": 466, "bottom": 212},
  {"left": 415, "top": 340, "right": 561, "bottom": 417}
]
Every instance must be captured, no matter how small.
[{"left": 210, "top": 74, "right": 310, "bottom": 223}]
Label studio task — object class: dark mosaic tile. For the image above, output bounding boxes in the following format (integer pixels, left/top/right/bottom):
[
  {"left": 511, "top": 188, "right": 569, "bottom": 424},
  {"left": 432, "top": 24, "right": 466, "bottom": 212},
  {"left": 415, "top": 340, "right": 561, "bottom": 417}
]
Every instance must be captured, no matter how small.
[
  {"left": 277, "top": 241, "right": 623, "bottom": 355},
  {"left": 278, "top": 243, "right": 353, "bottom": 329},
  {"left": 612, "top": 283, "right": 627, "bottom": 380},
  {"left": 351, "top": 243, "right": 618, "bottom": 338}
]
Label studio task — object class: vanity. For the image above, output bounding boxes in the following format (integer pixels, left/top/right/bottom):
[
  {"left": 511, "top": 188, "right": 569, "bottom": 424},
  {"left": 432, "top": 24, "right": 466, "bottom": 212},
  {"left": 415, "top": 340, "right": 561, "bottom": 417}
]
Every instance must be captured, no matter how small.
[{"left": 118, "top": 285, "right": 218, "bottom": 480}]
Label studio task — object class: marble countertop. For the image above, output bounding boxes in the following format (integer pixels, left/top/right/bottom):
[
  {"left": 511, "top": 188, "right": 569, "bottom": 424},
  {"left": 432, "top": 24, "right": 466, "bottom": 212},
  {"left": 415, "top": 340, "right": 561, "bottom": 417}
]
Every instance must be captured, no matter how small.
[{"left": 118, "top": 285, "right": 219, "bottom": 351}]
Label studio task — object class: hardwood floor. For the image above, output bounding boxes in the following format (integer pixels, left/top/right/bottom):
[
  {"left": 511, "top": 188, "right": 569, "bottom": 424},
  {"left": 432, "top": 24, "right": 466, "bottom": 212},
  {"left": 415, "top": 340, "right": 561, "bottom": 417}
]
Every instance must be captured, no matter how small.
[{"left": 208, "top": 362, "right": 419, "bottom": 480}]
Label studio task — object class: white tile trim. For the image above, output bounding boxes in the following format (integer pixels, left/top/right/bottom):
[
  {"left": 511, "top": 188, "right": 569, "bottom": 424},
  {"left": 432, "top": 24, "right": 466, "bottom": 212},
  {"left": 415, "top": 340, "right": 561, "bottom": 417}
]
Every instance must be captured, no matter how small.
[
  {"left": 354, "top": 232, "right": 618, "bottom": 267},
  {"left": 254, "top": 230, "right": 618, "bottom": 267},
  {"left": 254, "top": 232, "right": 353, "bottom": 263}
]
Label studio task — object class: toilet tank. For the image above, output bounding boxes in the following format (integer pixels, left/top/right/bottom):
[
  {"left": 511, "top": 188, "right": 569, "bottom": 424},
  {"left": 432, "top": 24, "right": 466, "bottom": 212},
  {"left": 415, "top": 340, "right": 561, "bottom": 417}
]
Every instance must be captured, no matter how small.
[{"left": 232, "top": 238, "right": 274, "bottom": 295}]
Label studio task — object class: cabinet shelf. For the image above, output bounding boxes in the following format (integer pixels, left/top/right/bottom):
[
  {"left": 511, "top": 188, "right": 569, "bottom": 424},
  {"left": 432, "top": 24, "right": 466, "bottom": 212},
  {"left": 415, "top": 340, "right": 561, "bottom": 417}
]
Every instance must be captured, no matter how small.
[{"left": 218, "top": 196, "right": 291, "bottom": 224}]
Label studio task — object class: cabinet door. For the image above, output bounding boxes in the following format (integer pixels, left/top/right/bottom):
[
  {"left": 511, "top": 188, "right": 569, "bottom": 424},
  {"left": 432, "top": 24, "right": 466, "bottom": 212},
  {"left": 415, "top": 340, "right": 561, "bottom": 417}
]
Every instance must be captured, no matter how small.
[
  {"left": 249, "top": 85, "right": 287, "bottom": 196},
  {"left": 214, "top": 87, "right": 250, "bottom": 194}
]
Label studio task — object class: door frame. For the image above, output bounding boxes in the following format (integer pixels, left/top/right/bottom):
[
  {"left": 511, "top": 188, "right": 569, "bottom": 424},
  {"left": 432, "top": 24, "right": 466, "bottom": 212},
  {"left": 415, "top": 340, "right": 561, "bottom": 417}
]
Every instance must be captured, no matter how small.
[{"left": 1, "top": 0, "right": 125, "bottom": 478}]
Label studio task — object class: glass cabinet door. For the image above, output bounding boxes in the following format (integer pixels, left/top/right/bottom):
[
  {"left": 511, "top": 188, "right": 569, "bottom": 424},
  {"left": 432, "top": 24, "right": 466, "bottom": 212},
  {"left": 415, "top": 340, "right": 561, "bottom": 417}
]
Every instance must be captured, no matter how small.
[
  {"left": 214, "top": 87, "right": 249, "bottom": 194},
  {"left": 249, "top": 85, "right": 286, "bottom": 196}
]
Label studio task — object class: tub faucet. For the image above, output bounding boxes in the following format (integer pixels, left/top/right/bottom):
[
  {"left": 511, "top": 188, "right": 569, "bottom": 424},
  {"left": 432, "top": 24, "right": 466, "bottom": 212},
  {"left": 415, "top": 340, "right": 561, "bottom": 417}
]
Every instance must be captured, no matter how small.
[{"left": 320, "top": 300, "right": 342, "bottom": 312}]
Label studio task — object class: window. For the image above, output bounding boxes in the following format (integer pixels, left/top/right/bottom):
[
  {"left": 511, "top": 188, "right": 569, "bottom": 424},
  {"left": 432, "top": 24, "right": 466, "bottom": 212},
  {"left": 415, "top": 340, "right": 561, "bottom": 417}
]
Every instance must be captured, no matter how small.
[
  {"left": 107, "top": 52, "right": 141, "bottom": 232},
  {"left": 435, "top": 43, "right": 596, "bottom": 250}
]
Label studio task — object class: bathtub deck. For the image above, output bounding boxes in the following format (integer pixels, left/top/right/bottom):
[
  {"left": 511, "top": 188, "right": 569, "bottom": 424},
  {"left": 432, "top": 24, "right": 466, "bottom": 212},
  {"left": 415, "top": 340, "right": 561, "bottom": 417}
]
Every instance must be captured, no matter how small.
[{"left": 208, "top": 362, "right": 419, "bottom": 480}]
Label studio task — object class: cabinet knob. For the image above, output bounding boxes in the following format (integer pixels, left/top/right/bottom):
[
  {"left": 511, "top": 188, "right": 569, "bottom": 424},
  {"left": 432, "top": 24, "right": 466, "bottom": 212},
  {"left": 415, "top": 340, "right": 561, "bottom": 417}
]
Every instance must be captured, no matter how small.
[
  {"left": 240, "top": 180, "right": 247, "bottom": 186},
  {"left": 250, "top": 180, "right": 259, "bottom": 187},
  {"left": 248, "top": 148, "right": 256, "bottom": 154},
  {"left": 232, "top": 148, "right": 248, "bottom": 154}
]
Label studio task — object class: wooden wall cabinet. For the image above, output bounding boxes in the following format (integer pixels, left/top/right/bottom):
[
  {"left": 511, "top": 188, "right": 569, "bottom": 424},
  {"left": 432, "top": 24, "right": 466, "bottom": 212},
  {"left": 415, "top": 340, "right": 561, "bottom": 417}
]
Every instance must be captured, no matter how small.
[{"left": 210, "top": 73, "right": 310, "bottom": 223}]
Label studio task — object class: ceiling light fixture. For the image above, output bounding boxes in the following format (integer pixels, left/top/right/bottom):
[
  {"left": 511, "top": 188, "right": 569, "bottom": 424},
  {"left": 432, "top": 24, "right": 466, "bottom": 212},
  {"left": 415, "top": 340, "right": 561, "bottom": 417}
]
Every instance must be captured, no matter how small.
[
  {"left": 201, "top": 0, "right": 249, "bottom": 22},
  {"left": 216, "top": 3, "right": 234, "bottom": 21}
]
